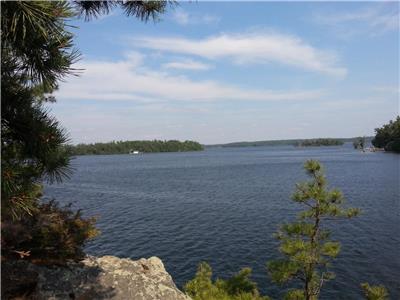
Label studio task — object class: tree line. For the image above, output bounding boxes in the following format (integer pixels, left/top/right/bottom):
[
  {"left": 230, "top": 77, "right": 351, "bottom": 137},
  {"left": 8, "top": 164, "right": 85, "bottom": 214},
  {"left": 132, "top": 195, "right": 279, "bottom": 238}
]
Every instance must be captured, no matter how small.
[
  {"left": 66, "top": 140, "right": 204, "bottom": 155},
  {"left": 295, "top": 138, "right": 344, "bottom": 147},
  {"left": 372, "top": 116, "right": 400, "bottom": 153},
  {"left": 208, "top": 137, "right": 370, "bottom": 148}
]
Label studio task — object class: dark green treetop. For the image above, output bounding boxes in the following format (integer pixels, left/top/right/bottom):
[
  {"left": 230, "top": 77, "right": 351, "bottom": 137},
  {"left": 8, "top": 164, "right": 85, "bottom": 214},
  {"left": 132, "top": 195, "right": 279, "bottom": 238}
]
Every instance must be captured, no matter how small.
[{"left": 372, "top": 116, "right": 400, "bottom": 152}]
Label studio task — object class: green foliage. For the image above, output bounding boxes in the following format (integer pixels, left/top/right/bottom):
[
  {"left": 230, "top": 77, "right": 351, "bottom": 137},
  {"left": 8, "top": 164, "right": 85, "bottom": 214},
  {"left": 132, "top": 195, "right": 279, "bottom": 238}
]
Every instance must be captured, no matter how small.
[
  {"left": 2, "top": 199, "right": 98, "bottom": 262},
  {"left": 283, "top": 289, "right": 306, "bottom": 300},
  {"left": 1, "top": 0, "right": 77, "bottom": 220},
  {"left": 1, "top": 0, "right": 174, "bottom": 266},
  {"left": 1, "top": 1, "right": 97, "bottom": 264},
  {"left": 1, "top": 0, "right": 173, "bottom": 265},
  {"left": 353, "top": 137, "right": 366, "bottom": 150},
  {"left": 1, "top": 1, "right": 79, "bottom": 89},
  {"left": 296, "top": 139, "right": 344, "bottom": 147},
  {"left": 74, "top": 0, "right": 173, "bottom": 22},
  {"left": 1, "top": 0, "right": 174, "bottom": 271},
  {"left": 211, "top": 138, "right": 356, "bottom": 148},
  {"left": 267, "top": 160, "right": 360, "bottom": 300},
  {"left": 361, "top": 283, "right": 389, "bottom": 300},
  {"left": 66, "top": 140, "right": 204, "bottom": 155},
  {"left": 372, "top": 116, "right": 400, "bottom": 152},
  {"left": 184, "top": 262, "right": 270, "bottom": 300}
]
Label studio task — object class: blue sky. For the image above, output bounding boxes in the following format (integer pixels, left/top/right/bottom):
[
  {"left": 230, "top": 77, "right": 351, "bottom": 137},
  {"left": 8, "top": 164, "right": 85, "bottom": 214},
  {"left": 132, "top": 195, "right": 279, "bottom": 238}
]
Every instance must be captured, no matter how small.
[{"left": 53, "top": 1, "right": 399, "bottom": 144}]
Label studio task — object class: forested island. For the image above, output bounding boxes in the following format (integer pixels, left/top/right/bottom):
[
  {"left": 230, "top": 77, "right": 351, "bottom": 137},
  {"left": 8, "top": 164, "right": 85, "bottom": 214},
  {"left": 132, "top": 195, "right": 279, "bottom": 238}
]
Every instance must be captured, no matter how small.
[
  {"left": 66, "top": 140, "right": 204, "bottom": 156},
  {"left": 207, "top": 137, "right": 372, "bottom": 148},
  {"left": 296, "top": 138, "right": 344, "bottom": 147}
]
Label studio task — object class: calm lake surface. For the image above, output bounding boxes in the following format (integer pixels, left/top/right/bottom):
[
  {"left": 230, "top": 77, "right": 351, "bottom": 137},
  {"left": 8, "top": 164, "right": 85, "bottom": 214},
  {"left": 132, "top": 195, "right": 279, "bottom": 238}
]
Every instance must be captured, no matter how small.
[{"left": 44, "top": 144, "right": 400, "bottom": 299}]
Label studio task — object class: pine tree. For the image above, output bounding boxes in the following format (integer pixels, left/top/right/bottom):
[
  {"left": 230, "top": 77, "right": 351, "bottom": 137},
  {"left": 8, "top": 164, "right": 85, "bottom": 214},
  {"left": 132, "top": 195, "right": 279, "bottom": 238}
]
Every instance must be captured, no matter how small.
[
  {"left": 184, "top": 262, "right": 270, "bottom": 300},
  {"left": 361, "top": 283, "right": 389, "bottom": 300},
  {"left": 1, "top": 1, "right": 78, "bottom": 220},
  {"left": 1, "top": 0, "right": 172, "bottom": 261},
  {"left": 267, "top": 160, "right": 360, "bottom": 300}
]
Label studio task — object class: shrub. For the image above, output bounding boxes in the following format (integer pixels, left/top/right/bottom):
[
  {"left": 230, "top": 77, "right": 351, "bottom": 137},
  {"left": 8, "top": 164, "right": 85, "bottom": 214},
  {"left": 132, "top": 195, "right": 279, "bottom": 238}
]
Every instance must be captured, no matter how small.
[
  {"left": 361, "top": 283, "right": 389, "bottom": 300},
  {"left": 184, "top": 262, "right": 270, "bottom": 300},
  {"left": 2, "top": 200, "right": 98, "bottom": 263}
]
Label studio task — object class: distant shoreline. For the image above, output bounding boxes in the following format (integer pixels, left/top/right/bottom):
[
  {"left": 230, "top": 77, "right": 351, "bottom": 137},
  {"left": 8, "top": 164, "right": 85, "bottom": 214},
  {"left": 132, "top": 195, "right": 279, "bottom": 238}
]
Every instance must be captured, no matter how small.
[
  {"left": 205, "top": 137, "right": 373, "bottom": 148},
  {"left": 66, "top": 140, "right": 204, "bottom": 156}
]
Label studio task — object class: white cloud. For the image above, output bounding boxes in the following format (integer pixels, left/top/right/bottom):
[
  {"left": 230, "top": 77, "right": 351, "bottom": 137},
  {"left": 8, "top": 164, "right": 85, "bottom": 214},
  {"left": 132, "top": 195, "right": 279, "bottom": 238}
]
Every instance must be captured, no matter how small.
[
  {"left": 162, "top": 59, "right": 212, "bottom": 71},
  {"left": 172, "top": 8, "right": 220, "bottom": 25},
  {"left": 123, "top": 51, "right": 145, "bottom": 66},
  {"left": 52, "top": 93, "right": 396, "bottom": 144},
  {"left": 313, "top": 4, "right": 399, "bottom": 36},
  {"left": 55, "top": 53, "right": 323, "bottom": 103},
  {"left": 131, "top": 32, "right": 347, "bottom": 77}
]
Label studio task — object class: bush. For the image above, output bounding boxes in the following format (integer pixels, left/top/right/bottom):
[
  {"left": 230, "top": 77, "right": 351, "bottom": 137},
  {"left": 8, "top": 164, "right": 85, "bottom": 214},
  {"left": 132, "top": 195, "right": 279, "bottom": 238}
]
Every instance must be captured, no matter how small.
[
  {"left": 184, "top": 262, "right": 270, "bottom": 300},
  {"left": 1, "top": 200, "right": 98, "bottom": 263},
  {"left": 361, "top": 283, "right": 389, "bottom": 300}
]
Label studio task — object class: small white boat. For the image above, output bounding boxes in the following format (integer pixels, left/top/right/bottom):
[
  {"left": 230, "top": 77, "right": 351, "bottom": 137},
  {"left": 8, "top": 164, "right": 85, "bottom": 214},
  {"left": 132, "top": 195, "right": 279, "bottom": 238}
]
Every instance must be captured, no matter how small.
[{"left": 129, "top": 150, "right": 140, "bottom": 155}]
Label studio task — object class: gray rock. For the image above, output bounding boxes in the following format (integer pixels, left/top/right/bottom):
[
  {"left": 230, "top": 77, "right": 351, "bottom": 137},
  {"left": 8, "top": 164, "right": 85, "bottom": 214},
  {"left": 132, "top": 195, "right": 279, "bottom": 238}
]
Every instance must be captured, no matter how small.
[{"left": 7, "top": 256, "right": 191, "bottom": 300}]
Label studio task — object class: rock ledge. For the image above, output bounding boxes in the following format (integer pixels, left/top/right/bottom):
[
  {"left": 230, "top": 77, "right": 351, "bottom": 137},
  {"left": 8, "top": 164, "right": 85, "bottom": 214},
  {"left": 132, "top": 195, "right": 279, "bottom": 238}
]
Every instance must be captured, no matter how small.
[{"left": 4, "top": 255, "right": 191, "bottom": 300}]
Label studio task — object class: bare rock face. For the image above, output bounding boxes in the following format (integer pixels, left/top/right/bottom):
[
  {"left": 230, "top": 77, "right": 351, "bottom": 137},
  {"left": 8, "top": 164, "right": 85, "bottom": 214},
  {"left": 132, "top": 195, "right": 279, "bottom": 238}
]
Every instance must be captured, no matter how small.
[{"left": 3, "top": 256, "right": 191, "bottom": 300}]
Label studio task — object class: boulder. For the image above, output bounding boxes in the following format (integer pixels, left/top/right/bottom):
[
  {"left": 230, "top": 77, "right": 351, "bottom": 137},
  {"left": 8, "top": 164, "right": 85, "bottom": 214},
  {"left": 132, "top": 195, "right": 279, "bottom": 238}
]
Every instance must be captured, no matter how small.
[{"left": 2, "top": 256, "right": 191, "bottom": 300}]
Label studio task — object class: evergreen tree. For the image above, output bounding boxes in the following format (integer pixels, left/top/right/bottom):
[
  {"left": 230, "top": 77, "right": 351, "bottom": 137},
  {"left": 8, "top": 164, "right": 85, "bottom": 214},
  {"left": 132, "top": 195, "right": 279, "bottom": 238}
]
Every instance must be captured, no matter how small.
[
  {"left": 1, "top": 0, "right": 78, "bottom": 221},
  {"left": 74, "top": 0, "right": 172, "bottom": 21},
  {"left": 361, "top": 283, "right": 389, "bottom": 300},
  {"left": 372, "top": 116, "right": 400, "bottom": 152},
  {"left": 1, "top": 0, "right": 172, "bottom": 261},
  {"left": 184, "top": 262, "right": 269, "bottom": 300},
  {"left": 267, "top": 160, "right": 360, "bottom": 300}
]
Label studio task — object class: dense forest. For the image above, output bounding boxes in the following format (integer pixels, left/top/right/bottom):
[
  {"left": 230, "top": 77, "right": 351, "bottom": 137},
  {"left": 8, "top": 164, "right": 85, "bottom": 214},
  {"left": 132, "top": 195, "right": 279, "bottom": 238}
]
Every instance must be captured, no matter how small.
[
  {"left": 66, "top": 140, "right": 204, "bottom": 155},
  {"left": 296, "top": 138, "right": 344, "bottom": 147},
  {"left": 372, "top": 116, "right": 400, "bottom": 153}
]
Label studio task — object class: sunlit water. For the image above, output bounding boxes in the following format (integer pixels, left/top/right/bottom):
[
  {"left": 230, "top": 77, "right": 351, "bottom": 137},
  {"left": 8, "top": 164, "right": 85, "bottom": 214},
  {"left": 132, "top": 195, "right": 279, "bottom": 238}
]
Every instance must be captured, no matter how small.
[{"left": 45, "top": 144, "right": 399, "bottom": 299}]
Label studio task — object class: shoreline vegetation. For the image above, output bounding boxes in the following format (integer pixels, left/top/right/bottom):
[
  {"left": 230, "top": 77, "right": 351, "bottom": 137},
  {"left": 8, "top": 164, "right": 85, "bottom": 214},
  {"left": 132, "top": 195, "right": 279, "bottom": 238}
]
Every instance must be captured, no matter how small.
[
  {"left": 206, "top": 137, "right": 372, "bottom": 148},
  {"left": 371, "top": 116, "right": 400, "bottom": 153},
  {"left": 296, "top": 138, "right": 343, "bottom": 147},
  {"left": 65, "top": 137, "right": 376, "bottom": 156},
  {"left": 66, "top": 140, "right": 204, "bottom": 156}
]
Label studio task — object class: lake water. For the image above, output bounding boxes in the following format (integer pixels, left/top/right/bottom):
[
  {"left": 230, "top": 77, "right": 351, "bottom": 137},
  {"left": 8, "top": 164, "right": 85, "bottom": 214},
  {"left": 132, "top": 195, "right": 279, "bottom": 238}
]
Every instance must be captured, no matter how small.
[{"left": 44, "top": 144, "right": 400, "bottom": 299}]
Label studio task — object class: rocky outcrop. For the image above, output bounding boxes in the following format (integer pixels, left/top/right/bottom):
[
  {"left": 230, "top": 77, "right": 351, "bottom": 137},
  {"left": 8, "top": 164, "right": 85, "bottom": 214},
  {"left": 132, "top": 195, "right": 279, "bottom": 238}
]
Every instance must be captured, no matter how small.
[{"left": 2, "top": 256, "right": 191, "bottom": 300}]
